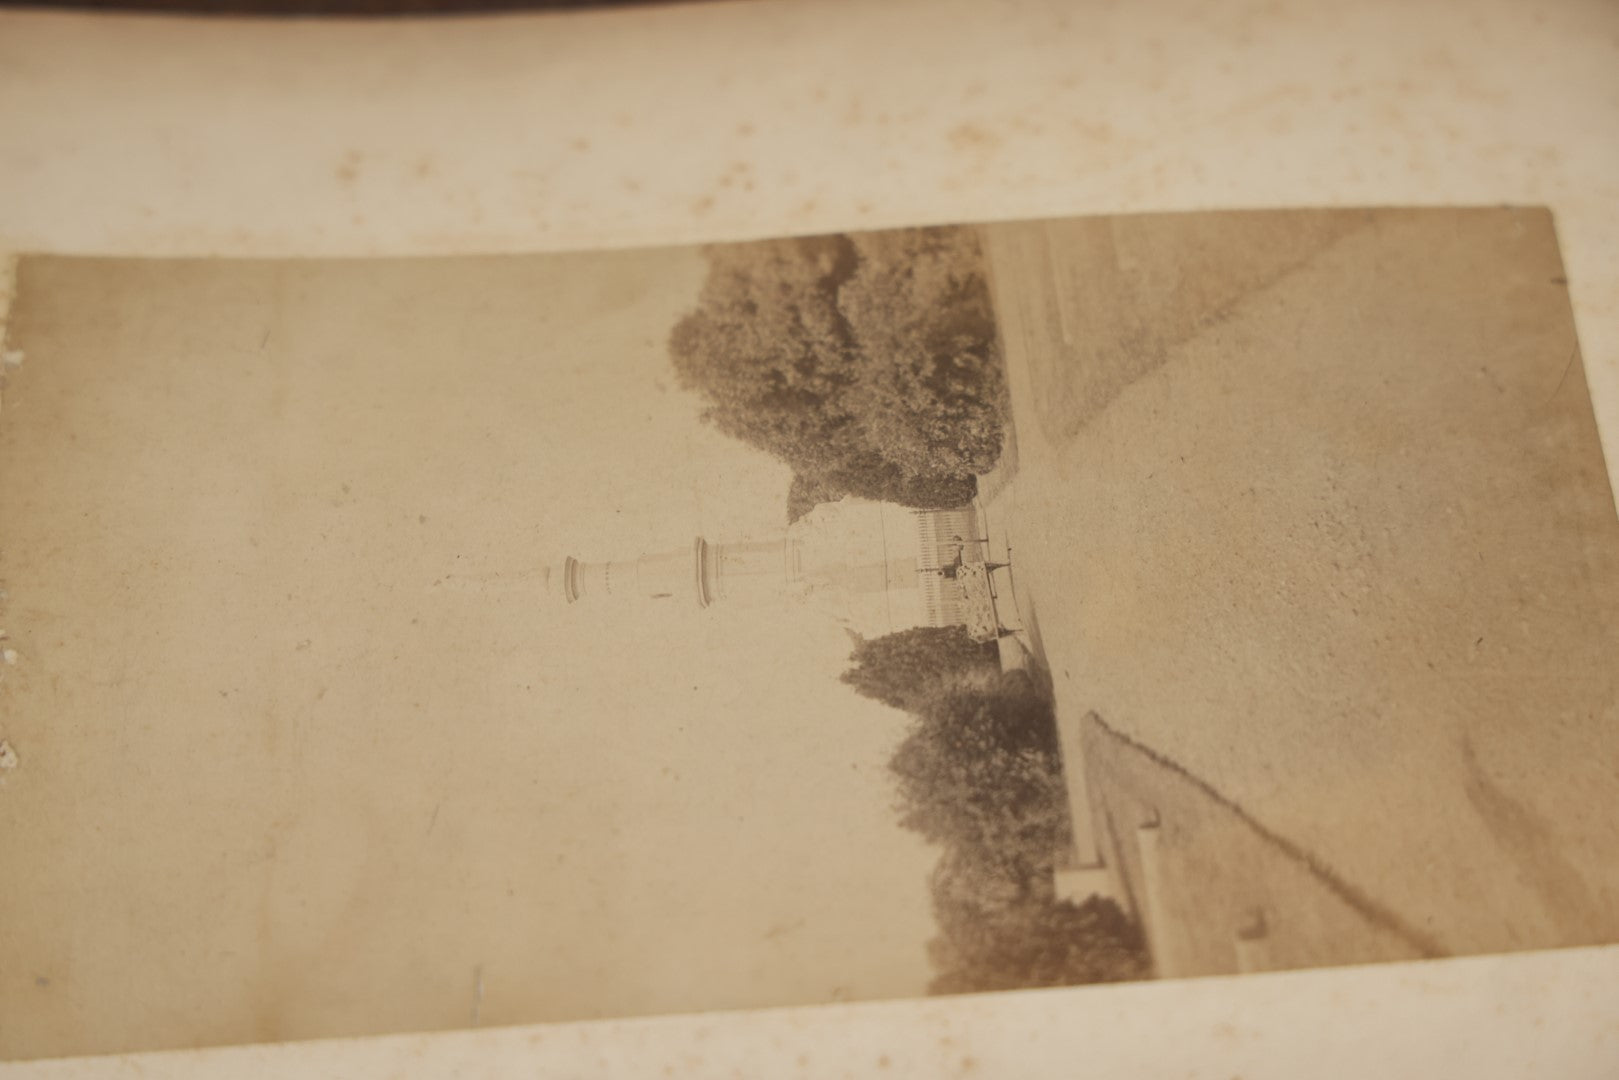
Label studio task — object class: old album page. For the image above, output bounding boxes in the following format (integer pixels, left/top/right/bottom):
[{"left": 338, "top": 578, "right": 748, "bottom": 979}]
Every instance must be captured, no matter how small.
[{"left": 2, "top": 3, "right": 1618, "bottom": 1078}]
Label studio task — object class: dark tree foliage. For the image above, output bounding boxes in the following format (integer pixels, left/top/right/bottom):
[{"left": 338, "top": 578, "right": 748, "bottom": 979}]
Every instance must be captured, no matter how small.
[
  {"left": 887, "top": 671, "right": 1071, "bottom": 868},
  {"left": 891, "top": 680, "right": 1150, "bottom": 990},
  {"left": 927, "top": 848, "right": 1150, "bottom": 993},
  {"left": 841, "top": 626, "right": 1000, "bottom": 712},
  {"left": 838, "top": 229, "right": 1007, "bottom": 479},
  {"left": 787, "top": 473, "right": 843, "bottom": 525},
  {"left": 845, "top": 629, "right": 1152, "bottom": 990},
  {"left": 668, "top": 227, "right": 1004, "bottom": 517}
]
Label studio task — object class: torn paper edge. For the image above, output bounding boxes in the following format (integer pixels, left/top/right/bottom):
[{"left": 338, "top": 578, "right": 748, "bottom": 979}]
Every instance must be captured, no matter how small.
[
  {"left": 0, "top": 252, "right": 18, "bottom": 413},
  {"left": 0, "top": 253, "right": 15, "bottom": 779}
]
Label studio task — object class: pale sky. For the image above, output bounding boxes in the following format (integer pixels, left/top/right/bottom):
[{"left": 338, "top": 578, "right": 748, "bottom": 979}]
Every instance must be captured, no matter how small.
[{"left": 0, "top": 246, "right": 939, "bottom": 1057}]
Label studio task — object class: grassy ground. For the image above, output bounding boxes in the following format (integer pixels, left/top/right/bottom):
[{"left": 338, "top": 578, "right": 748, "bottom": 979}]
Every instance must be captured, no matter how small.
[
  {"left": 1079, "top": 711, "right": 1430, "bottom": 976},
  {"left": 980, "top": 209, "right": 1619, "bottom": 976}
]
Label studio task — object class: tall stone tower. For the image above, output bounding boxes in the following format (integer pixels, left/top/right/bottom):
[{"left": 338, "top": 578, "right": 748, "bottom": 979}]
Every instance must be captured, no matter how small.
[
  {"left": 557, "top": 499, "right": 989, "bottom": 637},
  {"left": 560, "top": 536, "right": 789, "bottom": 608}
]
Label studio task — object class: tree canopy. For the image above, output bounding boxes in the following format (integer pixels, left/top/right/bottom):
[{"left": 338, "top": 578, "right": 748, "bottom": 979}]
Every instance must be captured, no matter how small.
[
  {"left": 928, "top": 848, "right": 1150, "bottom": 992},
  {"left": 841, "top": 625, "right": 1000, "bottom": 712},
  {"left": 888, "top": 672, "right": 1071, "bottom": 876},
  {"left": 669, "top": 227, "right": 1006, "bottom": 519},
  {"left": 842, "top": 629, "right": 1151, "bottom": 991}
]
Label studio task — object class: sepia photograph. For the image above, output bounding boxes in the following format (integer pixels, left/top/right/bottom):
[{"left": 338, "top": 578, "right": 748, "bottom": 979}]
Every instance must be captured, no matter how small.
[{"left": 1, "top": 206, "right": 1616, "bottom": 1060}]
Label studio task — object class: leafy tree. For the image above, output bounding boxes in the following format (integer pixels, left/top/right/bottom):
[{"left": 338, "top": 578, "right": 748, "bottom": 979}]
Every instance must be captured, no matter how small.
[
  {"left": 668, "top": 234, "right": 859, "bottom": 462},
  {"left": 787, "top": 473, "right": 843, "bottom": 525},
  {"left": 668, "top": 226, "right": 1004, "bottom": 517},
  {"left": 927, "top": 847, "right": 1150, "bottom": 992},
  {"left": 841, "top": 626, "right": 1000, "bottom": 712},
  {"left": 851, "top": 645, "right": 1153, "bottom": 989},
  {"left": 838, "top": 228, "right": 1007, "bottom": 480},
  {"left": 886, "top": 671, "right": 1072, "bottom": 871}
]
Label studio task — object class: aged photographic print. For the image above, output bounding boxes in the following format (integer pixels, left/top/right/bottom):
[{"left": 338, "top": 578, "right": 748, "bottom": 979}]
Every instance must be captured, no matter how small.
[{"left": 1, "top": 207, "right": 1617, "bottom": 1059}]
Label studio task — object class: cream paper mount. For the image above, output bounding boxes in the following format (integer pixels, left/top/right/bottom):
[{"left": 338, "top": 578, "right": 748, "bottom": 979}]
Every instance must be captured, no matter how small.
[{"left": 1, "top": 2, "right": 1618, "bottom": 1078}]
